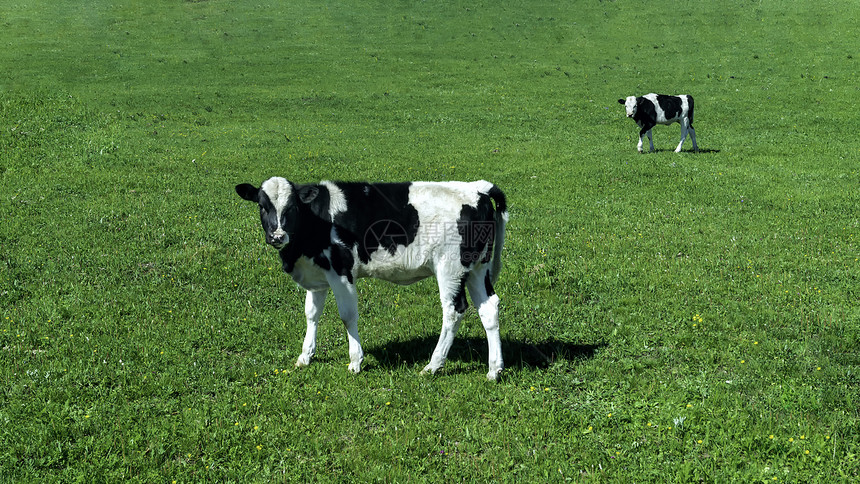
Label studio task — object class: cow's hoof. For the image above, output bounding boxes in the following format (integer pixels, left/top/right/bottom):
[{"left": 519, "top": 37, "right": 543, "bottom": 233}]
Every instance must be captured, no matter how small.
[
  {"left": 486, "top": 368, "right": 503, "bottom": 382},
  {"left": 295, "top": 355, "right": 311, "bottom": 368},
  {"left": 347, "top": 362, "right": 362, "bottom": 374},
  {"left": 420, "top": 364, "right": 438, "bottom": 376}
]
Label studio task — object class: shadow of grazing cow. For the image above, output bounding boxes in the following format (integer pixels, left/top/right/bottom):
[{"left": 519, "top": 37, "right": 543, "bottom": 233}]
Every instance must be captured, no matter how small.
[{"left": 367, "top": 336, "right": 604, "bottom": 374}]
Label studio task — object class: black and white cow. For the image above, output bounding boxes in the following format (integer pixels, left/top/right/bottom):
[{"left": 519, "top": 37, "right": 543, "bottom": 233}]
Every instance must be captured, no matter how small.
[
  {"left": 618, "top": 93, "right": 698, "bottom": 153},
  {"left": 235, "top": 177, "right": 508, "bottom": 380}
]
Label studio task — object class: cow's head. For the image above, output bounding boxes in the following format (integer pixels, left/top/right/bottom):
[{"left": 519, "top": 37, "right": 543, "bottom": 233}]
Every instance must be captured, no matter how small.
[
  {"left": 236, "top": 177, "right": 319, "bottom": 249},
  {"left": 618, "top": 96, "right": 637, "bottom": 118}
]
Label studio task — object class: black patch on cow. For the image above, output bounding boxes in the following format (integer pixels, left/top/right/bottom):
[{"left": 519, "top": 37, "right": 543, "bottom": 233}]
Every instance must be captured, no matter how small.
[
  {"left": 278, "top": 244, "right": 302, "bottom": 274},
  {"left": 256, "top": 190, "right": 276, "bottom": 234},
  {"left": 634, "top": 97, "right": 657, "bottom": 132},
  {"left": 362, "top": 220, "right": 411, "bottom": 255},
  {"left": 255, "top": 190, "right": 300, "bottom": 247},
  {"left": 277, "top": 218, "right": 332, "bottom": 274},
  {"left": 235, "top": 183, "right": 259, "bottom": 202},
  {"left": 328, "top": 245, "right": 355, "bottom": 284},
  {"left": 656, "top": 94, "right": 683, "bottom": 121},
  {"left": 267, "top": 183, "right": 337, "bottom": 274},
  {"left": 328, "top": 182, "right": 420, "bottom": 264},
  {"left": 246, "top": 181, "right": 422, "bottom": 282},
  {"left": 487, "top": 184, "right": 507, "bottom": 214},
  {"left": 313, "top": 254, "right": 331, "bottom": 271},
  {"left": 484, "top": 272, "right": 496, "bottom": 297},
  {"left": 297, "top": 185, "right": 320, "bottom": 204},
  {"left": 453, "top": 275, "right": 469, "bottom": 314},
  {"left": 297, "top": 184, "right": 334, "bottom": 222},
  {"left": 457, "top": 193, "right": 497, "bottom": 268}
]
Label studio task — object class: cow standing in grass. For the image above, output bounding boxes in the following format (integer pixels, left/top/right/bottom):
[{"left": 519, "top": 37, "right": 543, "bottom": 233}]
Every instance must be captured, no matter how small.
[
  {"left": 619, "top": 93, "right": 698, "bottom": 153},
  {"left": 236, "top": 177, "right": 508, "bottom": 381}
]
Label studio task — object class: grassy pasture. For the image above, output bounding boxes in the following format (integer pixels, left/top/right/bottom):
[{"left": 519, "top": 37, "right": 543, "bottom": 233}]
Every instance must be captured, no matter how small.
[{"left": 1, "top": 0, "right": 859, "bottom": 481}]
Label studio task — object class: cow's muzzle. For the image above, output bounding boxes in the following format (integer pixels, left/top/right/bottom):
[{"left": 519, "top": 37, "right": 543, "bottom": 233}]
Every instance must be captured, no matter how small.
[{"left": 267, "top": 230, "right": 289, "bottom": 249}]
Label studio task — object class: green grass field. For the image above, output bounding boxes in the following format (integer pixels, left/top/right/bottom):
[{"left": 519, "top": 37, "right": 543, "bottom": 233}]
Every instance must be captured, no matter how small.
[{"left": 2, "top": 0, "right": 858, "bottom": 481}]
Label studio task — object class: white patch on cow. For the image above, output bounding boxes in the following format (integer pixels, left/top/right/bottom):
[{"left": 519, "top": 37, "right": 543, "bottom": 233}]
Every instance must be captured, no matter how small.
[
  {"left": 289, "top": 255, "right": 329, "bottom": 291},
  {"left": 320, "top": 180, "right": 347, "bottom": 221},
  {"left": 623, "top": 96, "right": 637, "bottom": 118},
  {"left": 472, "top": 179, "right": 496, "bottom": 197},
  {"left": 410, "top": 181, "right": 481, "bottom": 217},
  {"left": 642, "top": 93, "right": 669, "bottom": 123},
  {"left": 261, "top": 177, "right": 293, "bottom": 215},
  {"left": 349, "top": 181, "right": 495, "bottom": 287},
  {"left": 260, "top": 176, "right": 293, "bottom": 245},
  {"left": 358, "top": 244, "right": 434, "bottom": 285},
  {"left": 409, "top": 182, "right": 475, "bottom": 260},
  {"left": 679, "top": 95, "right": 690, "bottom": 120}
]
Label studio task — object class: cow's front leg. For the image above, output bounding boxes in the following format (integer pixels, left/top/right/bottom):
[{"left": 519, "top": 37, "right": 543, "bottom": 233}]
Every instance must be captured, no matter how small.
[
  {"left": 326, "top": 274, "right": 364, "bottom": 374},
  {"left": 637, "top": 126, "right": 655, "bottom": 153},
  {"left": 296, "top": 289, "right": 327, "bottom": 368}
]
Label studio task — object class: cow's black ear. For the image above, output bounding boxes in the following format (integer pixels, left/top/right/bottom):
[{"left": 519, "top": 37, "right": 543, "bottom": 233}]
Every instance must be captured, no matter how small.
[
  {"left": 235, "top": 184, "right": 259, "bottom": 202},
  {"left": 618, "top": 98, "right": 625, "bottom": 104},
  {"left": 297, "top": 185, "right": 320, "bottom": 204}
]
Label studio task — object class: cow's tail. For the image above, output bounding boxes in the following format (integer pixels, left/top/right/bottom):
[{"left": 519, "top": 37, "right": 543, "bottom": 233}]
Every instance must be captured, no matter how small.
[
  {"left": 687, "top": 95, "right": 695, "bottom": 127},
  {"left": 487, "top": 184, "right": 508, "bottom": 286}
]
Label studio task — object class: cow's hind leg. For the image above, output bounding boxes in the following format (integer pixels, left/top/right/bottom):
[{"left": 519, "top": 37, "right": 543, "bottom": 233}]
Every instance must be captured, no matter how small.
[
  {"left": 688, "top": 123, "right": 699, "bottom": 152},
  {"left": 675, "top": 122, "right": 689, "bottom": 153},
  {"left": 467, "top": 268, "right": 503, "bottom": 381},
  {"left": 422, "top": 275, "right": 468, "bottom": 376}
]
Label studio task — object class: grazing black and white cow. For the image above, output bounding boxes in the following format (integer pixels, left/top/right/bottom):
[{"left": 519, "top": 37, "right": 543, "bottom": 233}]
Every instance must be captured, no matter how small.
[
  {"left": 618, "top": 93, "right": 698, "bottom": 153},
  {"left": 235, "top": 177, "right": 508, "bottom": 380}
]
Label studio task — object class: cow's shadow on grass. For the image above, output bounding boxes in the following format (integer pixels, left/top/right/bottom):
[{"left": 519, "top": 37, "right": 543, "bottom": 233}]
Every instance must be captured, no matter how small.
[
  {"left": 366, "top": 336, "right": 604, "bottom": 373},
  {"left": 644, "top": 148, "right": 720, "bottom": 154}
]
